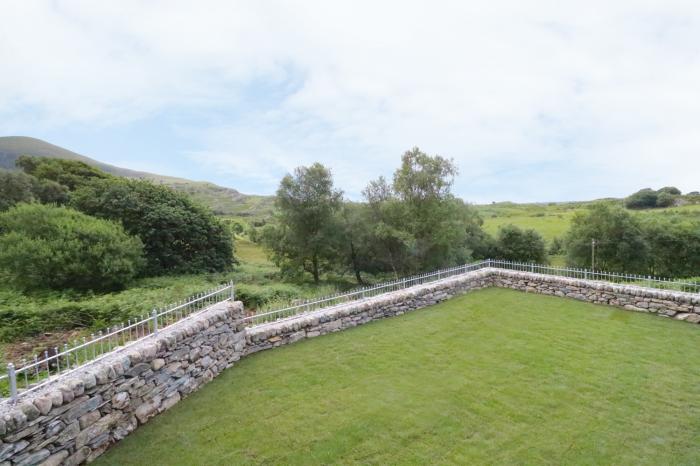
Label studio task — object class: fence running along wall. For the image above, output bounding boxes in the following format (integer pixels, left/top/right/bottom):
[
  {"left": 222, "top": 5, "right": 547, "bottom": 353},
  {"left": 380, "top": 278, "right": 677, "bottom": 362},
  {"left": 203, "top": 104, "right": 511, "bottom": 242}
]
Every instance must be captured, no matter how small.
[
  {"left": 2, "top": 261, "right": 699, "bottom": 403},
  {"left": 0, "top": 263, "right": 698, "bottom": 465}
]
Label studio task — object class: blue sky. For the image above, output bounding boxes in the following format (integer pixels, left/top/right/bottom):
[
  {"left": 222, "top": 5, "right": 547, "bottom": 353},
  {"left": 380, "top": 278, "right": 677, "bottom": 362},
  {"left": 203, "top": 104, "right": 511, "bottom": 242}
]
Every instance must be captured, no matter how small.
[{"left": 2, "top": 1, "right": 700, "bottom": 203}]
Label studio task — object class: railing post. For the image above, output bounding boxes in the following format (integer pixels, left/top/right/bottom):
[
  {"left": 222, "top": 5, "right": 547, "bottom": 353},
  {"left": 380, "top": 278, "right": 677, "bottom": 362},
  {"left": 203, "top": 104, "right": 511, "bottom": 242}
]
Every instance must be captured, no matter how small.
[
  {"left": 7, "top": 363, "right": 17, "bottom": 403},
  {"left": 152, "top": 309, "right": 158, "bottom": 335},
  {"left": 230, "top": 281, "right": 235, "bottom": 301}
]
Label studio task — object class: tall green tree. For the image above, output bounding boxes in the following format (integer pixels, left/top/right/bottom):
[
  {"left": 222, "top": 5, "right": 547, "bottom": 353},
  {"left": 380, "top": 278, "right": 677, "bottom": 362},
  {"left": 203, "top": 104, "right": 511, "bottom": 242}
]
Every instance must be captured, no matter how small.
[
  {"left": 356, "top": 148, "right": 483, "bottom": 275},
  {"left": 565, "top": 203, "right": 649, "bottom": 272},
  {"left": 263, "top": 163, "right": 343, "bottom": 283}
]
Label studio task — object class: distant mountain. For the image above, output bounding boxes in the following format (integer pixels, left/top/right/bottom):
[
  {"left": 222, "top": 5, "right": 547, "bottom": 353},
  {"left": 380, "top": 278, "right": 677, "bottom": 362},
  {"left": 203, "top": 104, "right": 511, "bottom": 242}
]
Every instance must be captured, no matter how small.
[{"left": 0, "top": 136, "right": 273, "bottom": 218}]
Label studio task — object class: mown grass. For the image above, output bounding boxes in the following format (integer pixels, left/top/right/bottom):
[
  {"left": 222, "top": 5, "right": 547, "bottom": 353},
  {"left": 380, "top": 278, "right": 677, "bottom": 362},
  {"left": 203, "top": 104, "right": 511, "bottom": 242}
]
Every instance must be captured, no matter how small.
[{"left": 97, "top": 288, "right": 700, "bottom": 465}]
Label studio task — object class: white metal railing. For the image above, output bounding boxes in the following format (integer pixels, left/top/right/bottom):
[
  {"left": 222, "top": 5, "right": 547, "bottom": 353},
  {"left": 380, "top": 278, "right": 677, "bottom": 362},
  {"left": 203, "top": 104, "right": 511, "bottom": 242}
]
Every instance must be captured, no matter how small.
[
  {"left": 242, "top": 259, "right": 699, "bottom": 327},
  {"left": 487, "top": 260, "right": 700, "bottom": 293},
  {"left": 2, "top": 258, "right": 698, "bottom": 405},
  {"left": 242, "top": 261, "right": 490, "bottom": 327},
  {"left": 0, "top": 282, "right": 234, "bottom": 404}
]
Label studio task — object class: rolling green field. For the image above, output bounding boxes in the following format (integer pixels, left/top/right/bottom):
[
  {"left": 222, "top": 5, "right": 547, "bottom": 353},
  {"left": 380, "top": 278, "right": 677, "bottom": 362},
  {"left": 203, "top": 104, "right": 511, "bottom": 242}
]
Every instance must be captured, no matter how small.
[
  {"left": 97, "top": 288, "right": 700, "bottom": 465},
  {"left": 476, "top": 201, "right": 700, "bottom": 242}
]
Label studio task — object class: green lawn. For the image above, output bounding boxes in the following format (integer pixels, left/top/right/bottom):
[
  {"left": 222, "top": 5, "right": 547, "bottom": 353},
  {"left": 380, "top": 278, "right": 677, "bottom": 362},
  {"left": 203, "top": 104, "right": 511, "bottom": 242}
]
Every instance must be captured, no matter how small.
[{"left": 97, "top": 288, "right": 700, "bottom": 465}]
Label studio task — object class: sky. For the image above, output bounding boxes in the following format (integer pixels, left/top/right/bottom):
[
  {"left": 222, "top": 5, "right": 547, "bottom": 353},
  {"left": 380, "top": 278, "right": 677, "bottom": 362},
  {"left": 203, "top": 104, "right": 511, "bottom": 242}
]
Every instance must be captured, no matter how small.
[{"left": 1, "top": 1, "right": 699, "bottom": 203}]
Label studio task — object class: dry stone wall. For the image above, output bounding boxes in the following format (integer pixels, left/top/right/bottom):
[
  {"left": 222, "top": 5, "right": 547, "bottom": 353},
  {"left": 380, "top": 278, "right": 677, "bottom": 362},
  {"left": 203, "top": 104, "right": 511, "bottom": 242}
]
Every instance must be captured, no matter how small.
[
  {"left": 0, "top": 267, "right": 697, "bottom": 465},
  {"left": 0, "top": 301, "right": 246, "bottom": 466},
  {"left": 490, "top": 269, "right": 700, "bottom": 323},
  {"left": 245, "top": 269, "right": 494, "bottom": 354}
]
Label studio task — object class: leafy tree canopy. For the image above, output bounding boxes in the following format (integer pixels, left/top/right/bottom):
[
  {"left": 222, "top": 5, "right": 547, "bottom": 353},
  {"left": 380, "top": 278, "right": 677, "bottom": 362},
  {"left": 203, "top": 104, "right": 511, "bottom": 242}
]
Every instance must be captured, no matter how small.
[{"left": 71, "top": 178, "right": 234, "bottom": 275}]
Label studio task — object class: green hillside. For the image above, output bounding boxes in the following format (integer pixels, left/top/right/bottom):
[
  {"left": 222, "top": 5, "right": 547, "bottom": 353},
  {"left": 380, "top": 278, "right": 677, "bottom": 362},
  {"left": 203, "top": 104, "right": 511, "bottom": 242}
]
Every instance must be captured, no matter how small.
[
  {"left": 0, "top": 136, "right": 274, "bottom": 217},
  {"left": 476, "top": 200, "right": 700, "bottom": 243}
]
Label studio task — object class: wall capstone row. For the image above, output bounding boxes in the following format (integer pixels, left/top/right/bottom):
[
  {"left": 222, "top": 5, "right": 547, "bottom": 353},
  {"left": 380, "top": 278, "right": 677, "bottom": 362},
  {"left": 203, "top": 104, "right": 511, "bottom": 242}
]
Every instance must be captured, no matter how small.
[{"left": 0, "top": 268, "right": 697, "bottom": 464}]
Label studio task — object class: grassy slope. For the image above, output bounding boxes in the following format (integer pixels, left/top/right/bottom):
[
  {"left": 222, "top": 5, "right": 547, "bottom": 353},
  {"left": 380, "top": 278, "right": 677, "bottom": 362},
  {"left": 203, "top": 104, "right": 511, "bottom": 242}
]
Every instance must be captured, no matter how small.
[
  {"left": 97, "top": 288, "right": 700, "bottom": 466},
  {"left": 477, "top": 201, "right": 700, "bottom": 243}
]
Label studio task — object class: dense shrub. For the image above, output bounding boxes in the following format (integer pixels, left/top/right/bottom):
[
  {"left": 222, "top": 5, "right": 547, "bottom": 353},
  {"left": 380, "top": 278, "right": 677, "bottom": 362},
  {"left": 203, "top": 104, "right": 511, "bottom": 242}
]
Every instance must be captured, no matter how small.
[
  {"left": 548, "top": 237, "right": 564, "bottom": 255},
  {"left": 0, "top": 204, "right": 145, "bottom": 291},
  {"left": 624, "top": 188, "right": 658, "bottom": 209},
  {"left": 655, "top": 191, "right": 675, "bottom": 207},
  {"left": 0, "top": 170, "right": 34, "bottom": 211},
  {"left": 658, "top": 186, "right": 681, "bottom": 195},
  {"left": 565, "top": 203, "right": 648, "bottom": 273},
  {"left": 71, "top": 178, "right": 234, "bottom": 275},
  {"left": 643, "top": 218, "right": 700, "bottom": 277},
  {"left": 494, "top": 224, "right": 547, "bottom": 263}
]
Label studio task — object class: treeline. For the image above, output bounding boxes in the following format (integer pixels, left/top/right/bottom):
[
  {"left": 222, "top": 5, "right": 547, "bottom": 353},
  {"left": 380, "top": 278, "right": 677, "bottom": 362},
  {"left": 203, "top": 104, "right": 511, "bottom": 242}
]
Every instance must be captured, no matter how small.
[
  {"left": 624, "top": 186, "right": 700, "bottom": 209},
  {"left": 261, "top": 148, "right": 699, "bottom": 282},
  {"left": 0, "top": 157, "right": 234, "bottom": 292},
  {"left": 564, "top": 203, "right": 700, "bottom": 277},
  {"left": 260, "top": 148, "right": 546, "bottom": 284}
]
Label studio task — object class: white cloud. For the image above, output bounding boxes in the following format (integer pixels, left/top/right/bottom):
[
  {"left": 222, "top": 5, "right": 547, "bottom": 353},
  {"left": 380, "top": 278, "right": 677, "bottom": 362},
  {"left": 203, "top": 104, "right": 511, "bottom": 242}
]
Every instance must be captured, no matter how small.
[{"left": 1, "top": 0, "right": 700, "bottom": 201}]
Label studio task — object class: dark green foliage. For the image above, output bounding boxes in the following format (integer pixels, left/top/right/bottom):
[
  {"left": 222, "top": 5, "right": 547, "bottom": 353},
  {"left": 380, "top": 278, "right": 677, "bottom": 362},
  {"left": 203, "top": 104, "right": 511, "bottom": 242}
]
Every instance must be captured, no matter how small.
[
  {"left": 262, "top": 163, "right": 343, "bottom": 283},
  {"left": 655, "top": 191, "right": 675, "bottom": 207},
  {"left": 642, "top": 218, "right": 700, "bottom": 277},
  {"left": 0, "top": 169, "right": 69, "bottom": 210},
  {"left": 353, "top": 148, "right": 481, "bottom": 277},
  {"left": 0, "top": 204, "right": 145, "bottom": 291},
  {"left": 0, "top": 170, "right": 35, "bottom": 210},
  {"left": 494, "top": 224, "right": 547, "bottom": 263},
  {"left": 565, "top": 204, "right": 648, "bottom": 272},
  {"left": 658, "top": 186, "right": 681, "bottom": 195},
  {"left": 548, "top": 237, "right": 564, "bottom": 255},
  {"left": 17, "top": 155, "right": 110, "bottom": 190},
  {"left": 624, "top": 187, "right": 680, "bottom": 209},
  {"left": 70, "top": 178, "right": 234, "bottom": 275},
  {"left": 624, "top": 188, "right": 658, "bottom": 209}
]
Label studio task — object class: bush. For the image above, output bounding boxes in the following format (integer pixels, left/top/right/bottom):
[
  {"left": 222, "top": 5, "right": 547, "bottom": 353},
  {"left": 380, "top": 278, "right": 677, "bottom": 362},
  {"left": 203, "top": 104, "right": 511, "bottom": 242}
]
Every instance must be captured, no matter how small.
[
  {"left": 0, "top": 170, "right": 34, "bottom": 211},
  {"left": 655, "top": 191, "right": 675, "bottom": 207},
  {"left": 549, "top": 237, "right": 564, "bottom": 255},
  {"left": 494, "top": 224, "right": 547, "bottom": 263},
  {"left": 0, "top": 204, "right": 145, "bottom": 291},
  {"left": 71, "top": 178, "right": 234, "bottom": 275},
  {"left": 624, "top": 188, "right": 658, "bottom": 209},
  {"left": 565, "top": 203, "right": 648, "bottom": 273},
  {"left": 658, "top": 186, "right": 681, "bottom": 195}
]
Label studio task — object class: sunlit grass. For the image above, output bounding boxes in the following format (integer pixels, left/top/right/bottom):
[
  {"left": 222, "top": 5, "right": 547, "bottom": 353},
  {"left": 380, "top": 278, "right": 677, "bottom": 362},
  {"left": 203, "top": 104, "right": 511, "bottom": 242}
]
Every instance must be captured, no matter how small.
[{"left": 97, "top": 288, "right": 700, "bottom": 465}]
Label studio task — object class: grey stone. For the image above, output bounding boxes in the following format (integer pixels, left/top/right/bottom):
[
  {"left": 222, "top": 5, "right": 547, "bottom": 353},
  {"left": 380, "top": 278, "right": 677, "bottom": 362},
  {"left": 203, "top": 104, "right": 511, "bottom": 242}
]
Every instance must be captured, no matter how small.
[
  {"left": 62, "top": 395, "right": 103, "bottom": 422},
  {"left": 38, "top": 450, "right": 68, "bottom": 466},
  {"left": 111, "top": 392, "right": 130, "bottom": 410},
  {"left": 75, "top": 413, "right": 120, "bottom": 449},
  {"left": 79, "top": 410, "right": 102, "bottom": 429},
  {"left": 32, "top": 396, "right": 54, "bottom": 416},
  {"left": 125, "top": 363, "right": 151, "bottom": 378},
  {"left": 56, "top": 421, "right": 80, "bottom": 444},
  {"left": 15, "top": 449, "right": 50, "bottom": 466},
  {"left": 151, "top": 358, "right": 165, "bottom": 371},
  {"left": 19, "top": 402, "right": 40, "bottom": 422},
  {"left": 134, "top": 397, "right": 161, "bottom": 424},
  {"left": 63, "top": 446, "right": 91, "bottom": 466}
]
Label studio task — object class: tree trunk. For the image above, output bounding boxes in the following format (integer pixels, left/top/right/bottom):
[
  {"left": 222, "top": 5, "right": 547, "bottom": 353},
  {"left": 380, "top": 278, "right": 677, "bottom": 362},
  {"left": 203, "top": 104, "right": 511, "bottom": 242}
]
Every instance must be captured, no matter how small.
[
  {"left": 349, "top": 240, "right": 364, "bottom": 285},
  {"left": 312, "top": 254, "right": 320, "bottom": 284}
]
